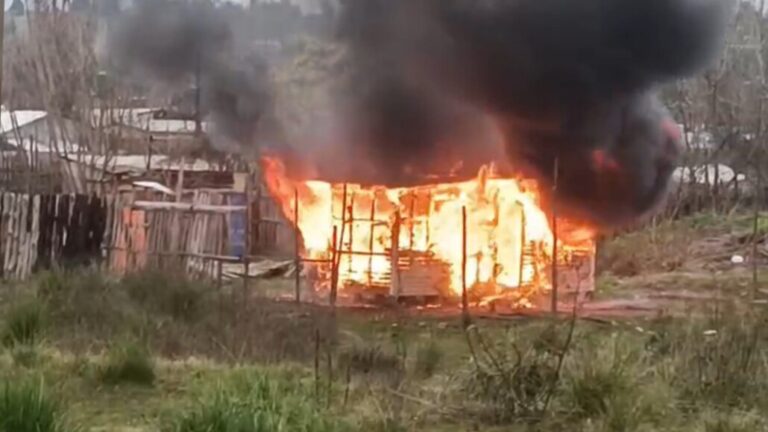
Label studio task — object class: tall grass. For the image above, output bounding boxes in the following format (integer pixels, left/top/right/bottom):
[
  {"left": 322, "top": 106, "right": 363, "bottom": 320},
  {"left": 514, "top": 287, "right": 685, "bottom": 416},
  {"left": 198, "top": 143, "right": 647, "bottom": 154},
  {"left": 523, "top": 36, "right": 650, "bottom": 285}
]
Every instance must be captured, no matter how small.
[
  {"left": 168, "top": 369, "right": 349, "bottom": 432},
  {"left": 99, "top": 341, "right": 156, "bottom": 386},
  {"left": 413, "top": 340, "right": 443, "bottom": 378},
  {"left": 0, "top": 378, "right": 67, "bottom": 432},
  {"left": 2, "top": 300, "right": 45, "bottom": 348},
  {"left": 121, "top": 267, "right": 207, "bottom": 322}
]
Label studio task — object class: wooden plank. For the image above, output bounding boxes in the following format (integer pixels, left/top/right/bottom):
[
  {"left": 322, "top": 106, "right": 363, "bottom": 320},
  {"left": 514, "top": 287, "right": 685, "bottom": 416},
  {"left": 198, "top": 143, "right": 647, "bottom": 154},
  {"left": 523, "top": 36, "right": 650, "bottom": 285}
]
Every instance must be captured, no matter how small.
[
  {"left": 28, "top": 195, "right": 41, "bottom": 278},
  {"left": 15, "top": 194, "right": 29, "bottom": 279},
  {"left": 132, "top": 201, "right": 246, "bottom": 213}
]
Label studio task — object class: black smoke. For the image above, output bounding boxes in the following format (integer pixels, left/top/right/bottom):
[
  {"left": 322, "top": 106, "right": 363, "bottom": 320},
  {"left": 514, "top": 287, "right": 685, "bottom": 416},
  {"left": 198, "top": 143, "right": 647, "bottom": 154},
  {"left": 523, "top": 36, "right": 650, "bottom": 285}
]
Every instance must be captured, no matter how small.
[
  {"left": 336, "top": 0, "right": 731, "bottom": 227},
  {"left": 108, "top": 0, "right": 279, "bottom": 152}
]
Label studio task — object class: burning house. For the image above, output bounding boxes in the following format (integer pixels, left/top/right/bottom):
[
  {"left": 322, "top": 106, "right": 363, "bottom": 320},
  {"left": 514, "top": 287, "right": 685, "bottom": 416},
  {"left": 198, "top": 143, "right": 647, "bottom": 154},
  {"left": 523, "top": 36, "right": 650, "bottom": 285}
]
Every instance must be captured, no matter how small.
[
  {"left": 108, "top": 0, "right": 730, "bottom": 307},
  {"left": 264, "top": 157, "right": 596, "bottom": 305}
]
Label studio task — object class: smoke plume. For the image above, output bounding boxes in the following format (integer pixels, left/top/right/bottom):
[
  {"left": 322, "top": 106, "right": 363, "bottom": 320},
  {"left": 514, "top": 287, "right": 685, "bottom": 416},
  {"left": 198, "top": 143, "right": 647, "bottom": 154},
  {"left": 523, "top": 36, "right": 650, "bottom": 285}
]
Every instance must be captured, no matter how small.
[
  {"left": 109, "top": 0, "right": 279, "bottom": 153},
  {"left": 110, "top": 0, "right": 730, "bottom": 228},
  {"left": 336, "top": 0, "right": 731, "bottom": 226}
]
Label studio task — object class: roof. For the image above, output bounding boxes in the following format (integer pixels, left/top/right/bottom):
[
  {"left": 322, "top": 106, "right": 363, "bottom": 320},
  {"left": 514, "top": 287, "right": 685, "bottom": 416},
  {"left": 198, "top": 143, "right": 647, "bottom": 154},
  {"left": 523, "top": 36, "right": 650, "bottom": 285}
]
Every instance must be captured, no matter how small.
[
  {"left": 0, "top": 110, "right": 47, "bottom": 134},
  {"left": 144, "top": 119, "right": 208, "bottom": 134},
  {"left": 90, "top": 108, "right": 161, "bottom": 127},
  {"left": 132, "top": 180, "right": 176, "bottom": 195},
  {"left": 2, "top": 138, "right": 82, "bottom": 154},
  {"left": 67, "top": 154, "right": 220, "bottom": 174},
  {"left": 672, "top": 164, "right": 747, "bottom": 185}
]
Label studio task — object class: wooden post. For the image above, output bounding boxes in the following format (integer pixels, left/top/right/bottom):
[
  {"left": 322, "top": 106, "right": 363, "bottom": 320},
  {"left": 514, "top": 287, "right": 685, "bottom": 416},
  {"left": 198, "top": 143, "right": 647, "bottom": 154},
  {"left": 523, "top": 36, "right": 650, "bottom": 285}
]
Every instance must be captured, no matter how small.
[
  {"left": 243, "top": 173, "right": 252, "bottom": 312},
  {"left": 551, "top": 158, "right": 560, "bottom": 315},
  {"left": 332, "top": 184, "right": 348, "bottom": 294},
  {"left": 217, "top": 258, "right": 224, "bottom": 327},
  {"left": 314, "top": 328, "right": 321, "bottom": 402},
  {"left": 294, "top": 188, "right": 301, "bottom": 303},
  {"left": 425, "top": 192, "right": 432, "bottom": 248},
  {"left": 408, "top": 192, "right": 416, "bottom": 251},
  {"left": 367, "top": 198, "right": 376, "bottom": 288},
  {"left": 336, "top": 184, "right": 348, "bottom": 272},
  {"left": 461, "top": 206, "right": 470, "bottom": 329},
  {"left": 753, "top": 169, "right": 762, "bottom": 299},
  {"left": 330, "top": 226, "right": 339, "bottom": 307},
  {"left": 169, "top": 158, "right": 185, "bottom": 266},
  {"left": 0, "top": 0, "right": 5, "bottom": 115},
  {"left": 518, "top": 203, "right": 526, "bottom": 288},
  {"left": 347, "top": 194, "right": 355, "bottom": 274},
  {"left": 390, "top": 212, "right": 401, "bottom": 298}
]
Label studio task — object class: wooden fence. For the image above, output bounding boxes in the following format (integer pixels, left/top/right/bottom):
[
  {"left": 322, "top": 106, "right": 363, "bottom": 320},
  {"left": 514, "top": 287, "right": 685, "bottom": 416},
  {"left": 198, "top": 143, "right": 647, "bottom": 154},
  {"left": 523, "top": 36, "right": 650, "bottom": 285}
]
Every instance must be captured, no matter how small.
[
  {"left": 0, "top": 188, "right": 294, "bottom": 281},
  {"left": 0, "top": 192, "right": 108, "bottom": 279}
]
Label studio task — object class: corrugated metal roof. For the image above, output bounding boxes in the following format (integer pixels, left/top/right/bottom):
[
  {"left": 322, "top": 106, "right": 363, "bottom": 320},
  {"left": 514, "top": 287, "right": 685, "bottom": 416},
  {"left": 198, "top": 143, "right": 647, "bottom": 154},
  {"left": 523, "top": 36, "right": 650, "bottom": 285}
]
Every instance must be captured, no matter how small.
[
  {"left": 0, "top": 110, "right": 47, "bottom": 134},
  {"left": 67, "top": 154, "right": 220, "bottom": 174}
]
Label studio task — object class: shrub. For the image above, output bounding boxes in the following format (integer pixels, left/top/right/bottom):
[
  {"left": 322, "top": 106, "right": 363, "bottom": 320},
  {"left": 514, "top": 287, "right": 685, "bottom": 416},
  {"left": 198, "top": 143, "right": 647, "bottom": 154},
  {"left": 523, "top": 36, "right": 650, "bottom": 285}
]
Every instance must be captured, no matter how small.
[
  {"left": 462, "top": 328, "right": 558, "bottom": 423},
  {"left": 99, "top": 341, "right": 155, "bottom": 386},
  {"left": 2, "top": 300, "right": 45, "bottom": 348},
  {"left": 36, "top": 267, "right": 123, "bottom": 331},
  {"left": 703, "top": 411, "right": 766, "bottom": 432},
  {"left": 167, "top": 370, "right": 349, "bottom": 432},
  {"left": 121, "top": 268, "right": 207, "bottom": 322},
  {"left": 0, "top": 378, "right": 66, "bottom": 432},
  {"left": 357, "top": 418, "right": 408, "bottom": 432},
  {"left": 11, "top": 345, "right": 40, "bottom": 368},
  {"left": 663, "top": 310, "right": 768, "bottom": 408},
  {"left": 338, "top": 340, "right": 403, "bottom": 376},
  {"left": 413, "top": 340, "right": 443, "bottom": 378}
]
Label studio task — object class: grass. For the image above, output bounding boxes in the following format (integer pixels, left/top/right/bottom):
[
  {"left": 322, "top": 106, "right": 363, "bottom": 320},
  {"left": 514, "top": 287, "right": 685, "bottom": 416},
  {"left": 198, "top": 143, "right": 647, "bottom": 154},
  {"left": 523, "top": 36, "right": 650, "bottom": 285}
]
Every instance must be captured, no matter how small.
[
  {"left": 413, "top": 339, "right": 443, "bottom": 378},
  {"left": 99, "top": 341, "right": 156, "bottom": 386},
  {"left": 0, "top": 211, "right": 762, "bottom": 431},
  {"left": 167, "top": 369, "right": 348, "bottom": 432},
  {"left": 0, "top": 378, "right": 66, "bottom": 432},
  {"left": 3, "top": 299, "right": 45, "bottom": 348},
  {"left": 121, "top": 267, "right": 207, "bottom": 322}
]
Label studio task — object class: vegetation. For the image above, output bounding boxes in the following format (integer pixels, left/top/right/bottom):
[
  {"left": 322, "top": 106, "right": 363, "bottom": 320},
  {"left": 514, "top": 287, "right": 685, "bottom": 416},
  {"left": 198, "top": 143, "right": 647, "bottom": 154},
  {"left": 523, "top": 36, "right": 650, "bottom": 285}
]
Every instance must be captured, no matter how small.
[
  {"left": 0, "top": 378, "right": 67, "bottom": 432},
  {"left": 0, "top": 212, "right": 761, "bottom": 431},
  {"left": 3, "top": 299, "right": 45, "bottom": 348},
  {"left": 167, "top": 369, "right": 348, "bottom": 432},
  {"left": 99, "top": 341, "right": 156, "bottom": 386}
]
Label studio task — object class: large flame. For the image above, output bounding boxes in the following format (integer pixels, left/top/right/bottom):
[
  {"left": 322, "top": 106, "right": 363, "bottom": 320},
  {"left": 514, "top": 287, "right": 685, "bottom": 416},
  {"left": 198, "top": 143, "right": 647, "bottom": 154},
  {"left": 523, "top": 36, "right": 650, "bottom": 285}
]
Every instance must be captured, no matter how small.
[{"left": 262, "top": 157, "right": 594, "bottom": 298}]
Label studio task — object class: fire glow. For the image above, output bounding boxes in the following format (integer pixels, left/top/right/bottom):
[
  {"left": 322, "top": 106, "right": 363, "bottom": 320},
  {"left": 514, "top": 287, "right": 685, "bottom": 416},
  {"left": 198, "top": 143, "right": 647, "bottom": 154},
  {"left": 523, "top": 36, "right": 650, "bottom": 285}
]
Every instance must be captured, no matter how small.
[{"left": 263, "top": 157, "right": 596, "bottom": 301}]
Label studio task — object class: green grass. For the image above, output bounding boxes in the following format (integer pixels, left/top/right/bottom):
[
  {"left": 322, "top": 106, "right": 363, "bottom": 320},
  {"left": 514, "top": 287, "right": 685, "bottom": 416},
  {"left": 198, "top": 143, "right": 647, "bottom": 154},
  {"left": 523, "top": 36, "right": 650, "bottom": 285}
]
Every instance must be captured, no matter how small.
[
  {"left": 0, "top": 211, "right": 763, "bottom": 432},
  {"left": 3, "top": 300, "right": 45, "bottom": 348},
  {"left": 0, "top": 378, "right": 67, "bottom": 432},
  {"left": 121, "top": 267, "right": 207, "bottom": 322},
  {"left": 167, "top": 369, "right": 349, "bottom": 432},
  {"left": 99, "top": 341, "right": 156, "bottom": 386}
]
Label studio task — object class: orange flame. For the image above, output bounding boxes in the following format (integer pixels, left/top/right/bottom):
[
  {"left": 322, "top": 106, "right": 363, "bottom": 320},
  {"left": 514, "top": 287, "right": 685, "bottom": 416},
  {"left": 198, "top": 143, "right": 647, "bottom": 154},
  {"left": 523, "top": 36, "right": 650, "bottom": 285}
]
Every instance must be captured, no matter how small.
[{"left": 262, "top": 157, "right": 594, "bottom": 298}]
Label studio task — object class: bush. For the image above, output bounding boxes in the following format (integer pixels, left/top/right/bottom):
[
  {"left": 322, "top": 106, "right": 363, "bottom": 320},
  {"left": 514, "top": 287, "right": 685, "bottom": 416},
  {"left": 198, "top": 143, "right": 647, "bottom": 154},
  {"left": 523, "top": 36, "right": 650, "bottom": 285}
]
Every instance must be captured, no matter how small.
[
  {"left": 167, "top": 370, "right": 349, "bottom": 432},
  {"left": 703, "top": 411, "right": 766, "bottom": 432},
  {"left": 121, "top": 268, "right": 207, "bottom": 322},
  {"left": 562, "top": 335, "right": 675, "bottom": 432},
  {"left": 0, "top": 378, "right": 67, "bottom": 432},
  {"left": 662, "top": 310, "right": 768, "bottom": 408},
  {"left": 413, "top": 340, "right": 443, "bottom": 378},
  {"left": 2, "top": 300, "right": 45, "bottom": 348},
  {"left": 99, "top": 341, "right": 155, "bottom": 386},
  {"left": 36, "top": 267, "right": 124, "bottom": 332},
  {"left": 357, "top": 418, "right": 408, "bottom": 432},
  {"left": 11, "top": 345, "right": 40, "bottom": 368},
  {"left": 462, "top": 328, "right": 558, "bottom": 423},
  {"left": 338, "top": 342, "right": 403, "bottom": 377}
]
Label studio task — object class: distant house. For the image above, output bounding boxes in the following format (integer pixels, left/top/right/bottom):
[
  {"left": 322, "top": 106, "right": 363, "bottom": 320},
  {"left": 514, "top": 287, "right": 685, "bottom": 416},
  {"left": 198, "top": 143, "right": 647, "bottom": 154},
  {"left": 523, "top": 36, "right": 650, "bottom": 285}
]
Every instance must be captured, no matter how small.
[
  {"left": 99, "top": 108, "right": 209, "bottom": 156},
  {"left": 678, "top": 124, "right": 718, "bottom": 152},
  {"left": 0, "top": 110, "right": 49, "bottom": 141},
  {"left": 672, "top": 164, "right": 746, "bottom": 186}
]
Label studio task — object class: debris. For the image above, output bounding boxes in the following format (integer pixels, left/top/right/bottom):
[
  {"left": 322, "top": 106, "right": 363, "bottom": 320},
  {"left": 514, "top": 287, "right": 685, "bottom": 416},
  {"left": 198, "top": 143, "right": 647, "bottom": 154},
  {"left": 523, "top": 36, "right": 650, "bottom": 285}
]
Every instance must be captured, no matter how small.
[
  {"left": 731, "top": 255, "right": 745, "bottom": 264},
  {"left": 222, "top": 260, "right": 294, "bottom": 280}
]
